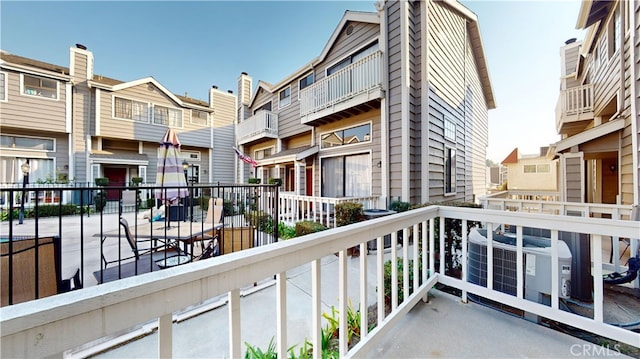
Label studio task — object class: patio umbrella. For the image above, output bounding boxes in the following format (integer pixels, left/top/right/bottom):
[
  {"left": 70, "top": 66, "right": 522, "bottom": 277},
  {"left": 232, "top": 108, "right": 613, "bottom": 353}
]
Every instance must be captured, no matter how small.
[{"left": 155, "top": 128, "right": 188, "bottom": 205}]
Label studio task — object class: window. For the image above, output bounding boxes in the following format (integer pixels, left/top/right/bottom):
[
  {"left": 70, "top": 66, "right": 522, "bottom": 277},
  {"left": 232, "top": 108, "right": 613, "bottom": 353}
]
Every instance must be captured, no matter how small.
[
  {"left": 321, "top": 123, "right": 371, "bottom": 149},
  {"left": 254, "top": 147, "right": 273, "bottom": 160},
  {"left": 0, "top": 158, "right": 54, "bottom": 183},
  {"left": 445, "top": 147, "right": 456, "bottom": 194},
  {"left": 191, "top": 109, "right": 209, "bottom": 126},
  {"left": 524, "top": 164, "right": 550, "bottom": 173},
  {"left": 1, "top": 134, "right": 54, "bottom": 151},
  {"left": 444, "top": 117, "right": 456, "bottom": 141},
  {"left": 327, "top": 42, "right": 379, "bottom": 76},
  {"left": 279, "top": 86, "right": 291, "bottom": 108},
  {"left": 253, "top": 101, "right": 271, "bottom": 115},
  {"left": 153, "top": 105, "right": 182, "bottom": 127},
  {"left": 609, "top": 6, "right": 620, "bottom": 56},
  {"left": 22, "top": 74, "right": 57, "bottom": 99},
  {"left": 322, "top": 153, "right": 371, "bottom": 197},
  {"left": 0, "top": 72, "right": 6, "bottom": 101},
  {"left": 299, "top": 73, "right": 314, "bottom": 91},
  {"left": 114, "top": 97, "right": 149, "bottom": 122}
]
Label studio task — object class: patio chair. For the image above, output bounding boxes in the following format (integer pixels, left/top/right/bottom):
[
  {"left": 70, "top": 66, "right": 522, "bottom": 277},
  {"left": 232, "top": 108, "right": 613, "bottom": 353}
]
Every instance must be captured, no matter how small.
[
  {"left": 189, "top": 197, "right": 223, "bottom": 259},
  {"left": 1, "top": 235, "right": 82, "bottom": 306}
]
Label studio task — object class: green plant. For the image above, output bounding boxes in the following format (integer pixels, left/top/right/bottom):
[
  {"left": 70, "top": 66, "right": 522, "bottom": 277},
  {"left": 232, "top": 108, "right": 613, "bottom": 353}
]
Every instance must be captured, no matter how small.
[
  {"left": 198, "top": 195, "right": 211, "bottom": 211},
  {"left": 278, "top": 222, "right": 297, "bottom": 239},
  {"left": 383, "top": 258, "right": 422, "bottom": 304},
  {"left": 94, "top": 177, "right": 109, "bottom": 186},
  {"left": 248, "top": 177, "right": 261, "bottom": 184},
  {"left": 146, "top": 198, "right": 157, "bottom": 209},
  {"left": 244, "top": 337, "right": 277, "bottom": 359},
  {"left": 223, "top": 199, "right": 238, "bottom": 216},
  {"left": 335, "top": 202, "right": 364, "bottom": 227},
  {"left": 268, "top": 178, "right": 283, "bottom": 186},
  {"left": 130, "top": 177, "right": 143, "bottom": 185},
  {"left": 389, "top": 200, "right": 410, "bottom": 213},
  {"left": 93, "top": 191, "right": 107, "bottom": 212},
  {"left": 295, "top": 221, "right": 328, "bottom": 237}
]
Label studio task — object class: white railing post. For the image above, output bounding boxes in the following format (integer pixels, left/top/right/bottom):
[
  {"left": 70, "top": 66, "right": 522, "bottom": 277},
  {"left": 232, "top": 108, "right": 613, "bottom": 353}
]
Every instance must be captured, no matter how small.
[
  {"left": 486, "top": 223, "right": 494, "bottom": 291},
  {"left": 376, "top": 235, "right": 385, "bottom": 326},
  {"left": 311, "top": 259, "right": 322, "bottom": 359},
  {"left": 592, "top": 235, "right": 604, "bottom": 323},
  {"left": 158, "top": 314, "right": 172, "bottom": 358},
  {"left": 391, "top": 231, "right": 399, "bottom": 309},
  {"left": 276, "top": 272, "right": 287, "bottom": 359},
  {"left": 359, "top": 241, "right": 368, "bottom": 337},
  {"left": 516, "top": 226, "right": 524, "bottom": 299},
  {"left": 550, "top": 230, "right": 559, "bottom": 310},
  {"left": 229, "top": 289, "right": 241, "bottom": 359},
  {"left": 461, "top": 220, "right": 468, "bottom": 303},
  {"left": 339, "top": 250, "right": 348, "bottom": 356}
]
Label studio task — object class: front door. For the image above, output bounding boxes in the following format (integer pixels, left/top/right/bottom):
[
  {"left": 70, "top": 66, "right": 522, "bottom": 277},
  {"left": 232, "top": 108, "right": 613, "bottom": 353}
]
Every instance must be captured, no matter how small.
[{"left": 103, "top": 168, "right": 127, "bottom": 201}]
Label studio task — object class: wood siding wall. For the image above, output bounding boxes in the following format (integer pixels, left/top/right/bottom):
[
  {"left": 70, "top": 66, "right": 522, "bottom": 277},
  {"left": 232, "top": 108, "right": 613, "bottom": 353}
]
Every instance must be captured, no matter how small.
[
  {"left": 97, "top": 84, "right": 210, "bottom": 148},
  {"left": 211, "top": 90, "right": 236, "bottom": 183},
  {"left": 565, "top": 156, "right": 583, "bottom": 202},
  {"left": 0, "top": 70, "right": 68, "bottom": 133},
  {"left": 384, "top": 1, "right": 488, "bottom": 204},
  {"left": 72, "top": 51, "right": 91, "bottom": 182}
]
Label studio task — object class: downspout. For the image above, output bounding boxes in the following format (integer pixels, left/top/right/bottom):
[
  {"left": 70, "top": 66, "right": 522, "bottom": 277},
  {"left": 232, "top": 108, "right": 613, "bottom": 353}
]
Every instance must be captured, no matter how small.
[
  {"left": 628, "top": 0, "right": 639, "bottom": 206},
  {"left": 66, "top": 82, "right": 74, "bottom": 182},
  {"left": 400, "top": 0, "right": 410, "bottom": 201},
  {"left": 420, "top": 0, "right": 429, "bottom": 202},
  {"left": 618, "top": 0, "right": 626, "bottom": 205},
  {"left": 377, "top": 0, "right": 389, "bottom": 208}
]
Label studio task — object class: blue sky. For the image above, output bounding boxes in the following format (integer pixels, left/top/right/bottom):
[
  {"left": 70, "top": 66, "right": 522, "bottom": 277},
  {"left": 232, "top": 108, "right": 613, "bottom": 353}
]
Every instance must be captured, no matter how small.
[{"left": 1, "top": 0, "right": 584, "bottom": 163}]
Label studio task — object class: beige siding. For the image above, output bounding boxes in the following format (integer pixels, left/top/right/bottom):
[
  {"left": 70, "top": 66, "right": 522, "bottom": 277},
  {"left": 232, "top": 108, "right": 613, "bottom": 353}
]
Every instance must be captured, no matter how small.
[
  {"left": 315, "top": 22, "right": 380, "bottom": 82},
  {"left": 98, "top": 84, "right": 210, "bottom": 147},
  {"left": 565, "top": 156, "right": 582, "bottom": 202},
  {"left": 0, "top": 70, "right": 67, "bottom": 133},
  {"left": 285, "top": 133, "right": 312, "bottom": 149},
  {"left": 386, "top": 0, "right": 403, "bottom": 200},
  {"left": 211, "top": 90, "right": 236, "bottom": 183}
]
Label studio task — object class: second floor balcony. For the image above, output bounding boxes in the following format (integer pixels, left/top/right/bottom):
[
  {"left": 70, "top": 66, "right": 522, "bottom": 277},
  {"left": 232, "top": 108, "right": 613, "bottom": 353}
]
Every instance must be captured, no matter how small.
[
  {"left": 299, "top": 51, "right": 383, "bottom": 126},
  {"left": 556, "top": 84, "right": 594, "bottom": 135},
  {"left": 237, "top": 110, "right": 278, "bottom": 145}
]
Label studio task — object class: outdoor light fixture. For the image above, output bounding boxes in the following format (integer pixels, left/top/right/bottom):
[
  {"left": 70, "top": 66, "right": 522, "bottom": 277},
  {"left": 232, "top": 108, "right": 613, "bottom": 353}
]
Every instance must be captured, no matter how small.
[
  {"left": 609, "top": 164, "right": 616, "bottom": 173},
  {"left": 18, "top": 160, "right": 31, "bottom": 224},
  {"left": 377, "top": 161, "right": 382, "bottom": 168}
]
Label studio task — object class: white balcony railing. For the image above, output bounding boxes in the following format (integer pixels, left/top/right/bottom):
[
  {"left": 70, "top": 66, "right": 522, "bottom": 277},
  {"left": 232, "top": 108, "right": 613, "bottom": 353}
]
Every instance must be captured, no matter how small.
[
  {"left": 276, "top": 192, "right": 380, "bottom": 228},
  {"left": 299, "top": 51, "right": 382, "bottom": 117},
  {"left": 556, "top": 84, "right": 594, "bottom": 131},
  {"left": 236, "top": 110, "right": 278, "bottom": 145},
  {"left": 2, "top": 205, "right": 638, "bottom": 358},
  {"left": 480, "top": 192, "right": 637, "bottom": 274}
]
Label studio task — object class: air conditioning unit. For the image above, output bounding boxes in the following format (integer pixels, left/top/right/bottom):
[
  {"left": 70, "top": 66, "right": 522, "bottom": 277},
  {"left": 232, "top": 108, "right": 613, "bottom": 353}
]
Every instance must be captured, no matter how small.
[{"left": 467, "top": 228, "right": 572, "bottom": 312}]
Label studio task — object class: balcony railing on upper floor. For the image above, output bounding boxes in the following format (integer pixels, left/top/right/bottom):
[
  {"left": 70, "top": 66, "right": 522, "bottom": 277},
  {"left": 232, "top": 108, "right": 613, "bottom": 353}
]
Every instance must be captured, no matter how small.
[
  {"left": 236, "top": 110, "right": 278, "bottom": 145},
  {"left": 1, "top": 203, "right": 638, "bottom": 358},
  {"left": 556, "top": 84, "right": 594, "bottom": 134},
  {"left": 299, "top": 51, "right": 383, "bottom": 123}
]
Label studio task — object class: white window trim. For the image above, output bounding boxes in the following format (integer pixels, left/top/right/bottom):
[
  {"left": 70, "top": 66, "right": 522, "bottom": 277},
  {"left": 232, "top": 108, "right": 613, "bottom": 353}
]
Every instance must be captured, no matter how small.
[
  {"left": 319, "top": 150, "right": 373, "bottom": 197},
  {"left": 0, "top": 71, "right": 7, "bottom": 102},
  {"left": 181, "top": 150, "right": 201, "bottom": 162},
  {"left": 279, "top": 86, "right": 291, "bottom": 109},
  {"left": 324, "top": 39, "right": 380, "bottom": 77},
  {"left": 444, "top": 145, "right": 457, "bottom": 196},
  {"left": 111, "top": 95, "right": 150, "bottom": 123},
  {"left": 190, "top": 109, "right": 210, "bottom": 127},
  {"left": 0, "top": 133, "right": 56, "bottom": 153},
  {"left": 298, "top": 72, "right": 314, "bottom": 99},
  {"left": 253, "top": 145, "right": 276, "bottom": 160},
  {"left": 19, "top": 73, "right": 59, "bottom": 101},
  {"left": 444, "top": 117, "right": 456, "bottom": 142},
  {"left": 319, "top": 121, "right": 373, "bottom": 150},
  {"left": 152, "top": 103, "right": 184, "bottom": 128}
]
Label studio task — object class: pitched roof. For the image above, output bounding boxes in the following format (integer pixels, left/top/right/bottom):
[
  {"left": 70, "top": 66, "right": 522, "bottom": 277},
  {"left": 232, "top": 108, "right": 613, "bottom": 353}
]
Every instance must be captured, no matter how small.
[
  {"left": 1, "top": 49, "right": 212, "bottom": 109},
  {"left": 501, "top": 148, "right": 519, "bottom": 165}
]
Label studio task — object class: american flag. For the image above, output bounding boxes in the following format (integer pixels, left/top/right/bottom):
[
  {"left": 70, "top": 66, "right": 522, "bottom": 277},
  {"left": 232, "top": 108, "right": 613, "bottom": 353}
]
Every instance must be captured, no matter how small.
[{"left": 233, "top": 146, "right": 258, "bottom": 167}]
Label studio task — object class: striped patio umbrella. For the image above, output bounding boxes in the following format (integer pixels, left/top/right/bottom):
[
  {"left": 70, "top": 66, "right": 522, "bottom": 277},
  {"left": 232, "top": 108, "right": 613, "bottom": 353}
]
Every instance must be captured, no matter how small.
[{"left": 155, "top": 128, "right": 188, "bottom": 203}]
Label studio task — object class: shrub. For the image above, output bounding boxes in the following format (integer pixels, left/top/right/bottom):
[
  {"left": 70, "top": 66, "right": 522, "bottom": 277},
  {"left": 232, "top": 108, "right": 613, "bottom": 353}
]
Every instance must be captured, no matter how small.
[
  {"left": 267, "top": 178, "right": 282, "bottom": 186},
  {"left": 295, "top": 220, "right": 328, "bottom": 237},
  {"left": 335, "top": 202, "right": 364, "bottom": 227},
  {"left": 383, "top": 258, "right": 423, "bottom": 305},
  {"left": 130, "top": 177, "right": 143, "bottom": 185},
  {"left": 248, "top": 178, "right": 261, "bottom": 184},
  {"left": 146, "top": 198, "right": 157, "bottom": 209},
  {"left": 278, "top": 222, "right": 297, "bottom": 240},
  {"left": 93, "top": 191, "right": 107, "bottom": 212},
  {"left": 223, "top": 199, "right": 237, "bottom": 216},
  {"left": 94, "top": 177, "right": 109, "bottom": 186},
  {"left": 198, "top": 196, "right": 211, "bottom": 211},
  {"left": 389, "top": 200, "right": 410, "bottom": 213},
  {"left": 245, "top": 210, "right": 271, "bottom": 231}
]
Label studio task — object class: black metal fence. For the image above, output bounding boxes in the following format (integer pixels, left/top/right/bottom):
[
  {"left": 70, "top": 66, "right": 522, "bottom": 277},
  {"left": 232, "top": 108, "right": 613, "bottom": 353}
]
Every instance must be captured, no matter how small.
[{"left": 0, "top": 183, "right": 279, "bottom": 306}]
